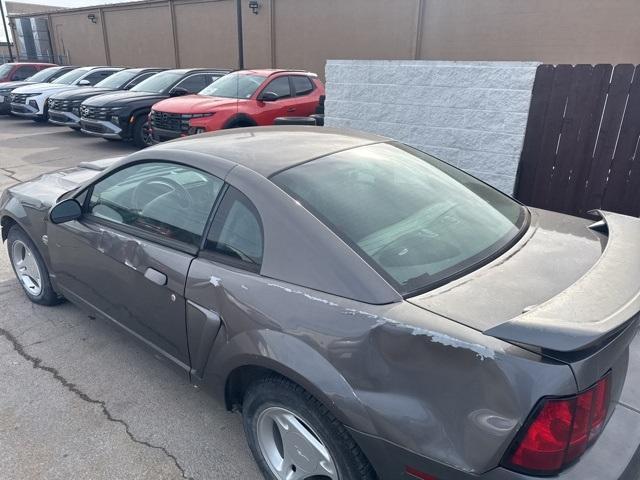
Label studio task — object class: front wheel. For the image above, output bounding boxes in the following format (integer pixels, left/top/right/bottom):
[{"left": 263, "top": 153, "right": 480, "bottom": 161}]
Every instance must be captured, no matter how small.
[
  {"left": 7, "top": 225, "right": 62, "bottom": 306},
  {"left": 242, "top": 376, "right": 376, "bottom": 480},
  {"left": 132, "top": 115, "right": 153, "bottom": 148}
]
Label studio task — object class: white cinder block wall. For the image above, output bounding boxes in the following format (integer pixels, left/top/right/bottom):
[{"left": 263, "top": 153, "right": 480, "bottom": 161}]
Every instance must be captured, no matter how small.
[{"left": 324, "top": 60, "right": 540, "bottom": 194}]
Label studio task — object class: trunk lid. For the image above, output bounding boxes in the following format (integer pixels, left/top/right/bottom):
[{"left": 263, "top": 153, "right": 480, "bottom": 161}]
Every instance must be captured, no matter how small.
[{"left": 409, "top": 208, "right": 640, "bottom": 353}]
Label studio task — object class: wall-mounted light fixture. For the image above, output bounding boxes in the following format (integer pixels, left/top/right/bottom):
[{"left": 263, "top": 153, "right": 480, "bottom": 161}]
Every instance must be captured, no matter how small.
[
  {"left": 87, "top": 14, "right": 97, "bottom": 24},
  {"left": 248, "top": 0, "right": 261, "bottom": 15}
]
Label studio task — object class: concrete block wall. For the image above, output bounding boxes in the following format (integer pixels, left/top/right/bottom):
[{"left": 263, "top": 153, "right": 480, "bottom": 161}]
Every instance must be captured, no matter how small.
[{"left": 325, "top": 60, "right": 540, "bottom": 194}]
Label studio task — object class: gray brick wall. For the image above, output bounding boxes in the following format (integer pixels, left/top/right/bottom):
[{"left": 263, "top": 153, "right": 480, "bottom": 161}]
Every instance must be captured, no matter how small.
[{"left": 325, "top": 60, "right": 540, "bottom": 194}]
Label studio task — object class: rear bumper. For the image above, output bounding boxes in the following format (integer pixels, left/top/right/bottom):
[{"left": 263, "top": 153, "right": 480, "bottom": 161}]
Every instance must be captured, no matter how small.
[
  {"left": 350, "top": 402, "right": 640, "bottom": 480},
  {"left": 80, "top": 118, "right": 124, "bottom": 139},
  {"left": 48, "top": 109, "right": 80, "bottom": 127}
]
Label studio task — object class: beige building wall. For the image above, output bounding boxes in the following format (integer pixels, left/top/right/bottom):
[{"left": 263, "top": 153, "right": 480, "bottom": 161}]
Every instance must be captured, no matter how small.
[
  {"left": 49, "top": 10, "right": 107, "bottom": 66},
  {"left": 272, "top": 0, "right": 420, "bottom": 76},
  {"left": 174, "top": 0, "right": 237, "bottom": 68},
  {"left": 9, "top": 0, "right": 640, "bottom": 72},
  {"left": 104, "top": 3, "right": 175, "bottom": 67},
  {"left": 419, "top": 0, "right": 640, "bottom": 65}
]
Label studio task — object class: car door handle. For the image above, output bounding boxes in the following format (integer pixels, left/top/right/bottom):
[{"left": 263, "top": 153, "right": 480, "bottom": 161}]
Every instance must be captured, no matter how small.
[
  {"left": 287, "top": 107, "right": 296, "bottom": 112},
  {"left": 144, "top": 267, "right": 167, "bottom": 286}
]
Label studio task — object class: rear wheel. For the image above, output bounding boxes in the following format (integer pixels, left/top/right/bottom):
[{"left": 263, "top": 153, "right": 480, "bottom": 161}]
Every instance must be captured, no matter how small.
[
  {"left": 7, "top": 225, "right": 62, "bottom": 306},
  {"left": 132, "top": 115, "right": 153, "bottom": 148},
  {"left": 242, "top": 376, "right": 375, "bottom": 480}
]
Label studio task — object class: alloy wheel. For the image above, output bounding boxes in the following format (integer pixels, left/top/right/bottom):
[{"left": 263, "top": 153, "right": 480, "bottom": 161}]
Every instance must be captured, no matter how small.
[
  {"left": 11, "top": 240, "right": 42, "bottom": 296},
  {"left": 256, "top": 406, "right": 339, "bottom": 480}
]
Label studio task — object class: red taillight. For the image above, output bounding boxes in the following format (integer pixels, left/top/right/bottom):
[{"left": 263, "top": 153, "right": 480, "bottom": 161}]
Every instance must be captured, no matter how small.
[{"left": 504, "top": 374, "right": 611, "bottom": 476}]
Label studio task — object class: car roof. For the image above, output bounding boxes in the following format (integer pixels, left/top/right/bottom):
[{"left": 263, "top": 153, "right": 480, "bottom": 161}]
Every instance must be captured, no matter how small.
[
  {"left": 237, "top": 69, "right": 318, "bottom": 77},
  {"left": 4, "top": 62, "right": 56, "bottom": 67},
  {"left": 165, "top": 68, "right": 231, "bottom": 74},
  {"left": 154, "top": 126, "right": 389, "bottom": 177}
]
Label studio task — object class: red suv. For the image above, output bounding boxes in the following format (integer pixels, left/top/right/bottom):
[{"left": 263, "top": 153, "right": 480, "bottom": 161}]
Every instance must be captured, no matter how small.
[
  {"left": 149, "top": 69, "right": 325, "bottom": 142},
  {"left": 0, "top": 62, "right": 57, "bottom": 82}
]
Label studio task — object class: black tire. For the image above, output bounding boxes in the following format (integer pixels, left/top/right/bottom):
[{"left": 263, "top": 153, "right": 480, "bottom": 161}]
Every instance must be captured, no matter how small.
[
  {"left": 6, "top": 225, "right": 62, "bottom": 306},
  {"left": 103, "top": 137, "right": 120, "bottom": 142},
  {"left": 132, "top": 115, "right": 153, "bottom": 148},
  {"left": 242, "top": 376, "right": 376, "bottom": 480},
  {"left": 70, "top": 126, "right": 81, "bottom": 131}
]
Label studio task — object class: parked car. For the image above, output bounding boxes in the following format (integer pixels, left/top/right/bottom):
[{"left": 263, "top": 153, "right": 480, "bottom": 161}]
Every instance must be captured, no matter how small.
[
  {"left": 48, "top": 68, "right": 166, "bottom": 130},
  {"left": 10, "top": 66, "right": 122, "bottom": 122},
  {"left": 0, "top": 62, "right": 56, "bottom": 83},
  {"left": 79, "top": 68, "right": 229, "bottom": 148},
  {"left": 0, "top": 66, "right": 77, "bottom": 115},
  {"left": 2, "top": 127, "right": 639, "bottom": 480},
  {"left": 150, "top": 69, "right": 325, "bottom": 142}
]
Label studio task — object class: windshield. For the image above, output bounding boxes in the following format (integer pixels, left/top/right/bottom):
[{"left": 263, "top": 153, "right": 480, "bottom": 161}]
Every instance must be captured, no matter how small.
[
  {"left": 26, "top": 67, "right": 60, "bottom": 82},
  {"left": 131, "top": 71, "right": 181, "bottom": 93},
  {"left": 0, "top": 64, "right": 14, "bottom": 77},
  {"left": 199, "top": 73, "right": 265, "bottom": 99},
  {"left": 53, "top": 68, "right": 90, "bottom": 85},
  {"left": 95, "top": 70, "right": 138, "bottom": 89},
  {"left": 273, "top": 142, "right": 527, "bottom": 295}
]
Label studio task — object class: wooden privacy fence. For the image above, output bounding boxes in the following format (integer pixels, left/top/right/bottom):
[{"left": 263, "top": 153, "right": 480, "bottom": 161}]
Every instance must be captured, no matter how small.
[{"left": 514, "top": 64, "right": 640, "bottom": 218}]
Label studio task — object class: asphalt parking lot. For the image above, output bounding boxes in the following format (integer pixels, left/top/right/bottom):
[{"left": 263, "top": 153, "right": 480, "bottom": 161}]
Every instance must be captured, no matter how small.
[{"left": 0, "top": 117, "right": 261, "bottom": 480}]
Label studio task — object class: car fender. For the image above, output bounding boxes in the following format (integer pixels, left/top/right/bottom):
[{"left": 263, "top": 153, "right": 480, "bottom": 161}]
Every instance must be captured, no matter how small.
[
  {"left": 222, "top": 113, "right": 257, "bottom": 129},
  {"left": 202, "top": 326, "right": 378, "bottom": 434}
]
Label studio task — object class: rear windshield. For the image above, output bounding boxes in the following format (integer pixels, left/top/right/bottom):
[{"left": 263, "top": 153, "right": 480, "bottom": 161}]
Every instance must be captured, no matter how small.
[
  {"left": 131, "top": 71, "right": 181, "bottom": 94},
  {"left": 272, "top": 142, "right": 527, "bottom": 296},
  {"left": 52, "top": 68, "right": 90, "bottom": 85},
  {"left": 199, "top": 73, "right": 266, "bottom": 99}
]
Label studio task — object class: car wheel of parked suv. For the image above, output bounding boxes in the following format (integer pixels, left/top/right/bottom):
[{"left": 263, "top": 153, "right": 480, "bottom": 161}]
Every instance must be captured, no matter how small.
[
  {"left": 242, "top": 375, "right": 376, "bottom": 480},
  {"left": 7, "top": 226, "right": 62, "bottom": 306},
  {"left": 132, "top": 116, "right": 153, "bottom": 148}
]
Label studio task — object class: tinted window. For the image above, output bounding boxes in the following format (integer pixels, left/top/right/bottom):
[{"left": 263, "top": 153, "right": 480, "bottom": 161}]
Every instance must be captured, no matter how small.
[
  {"left": 124, "top": 72, "right": 157, "bottom": 88},
  {"left": 291, "top": 76, "right": 314, "bottom": 96},
  {"left": 82, "top": 70, "right": 116, "bottom": 85},
  {"left": 13, "top": 66, "right": 38, "bottom": 80},
  {"left": 131, "top": 71, "right": 182, "bottom": 94},
  {"left": 94, "top": 70, "right": 140, "bottom": 89},
  {"left": 53, "top": 68, "right": 91, "bottom": 84},
  {"left": 200, "top": 73, "right": 265, "bottom": 99},
  {"left": 88, "top": 162, "right": 224, "bottom": 246},
  {"left": 26, "top": 67, "right": 63, "bottom": 82},
  {"left": 262, "top": 76, "right": 291, "bottom": 99},
  {"left": 175, "top": 74, "right": 208, "bottom": 93},
  {"left": 205, "top": 187, "right": 263, "bottom": 270},
  {"left": 273, "top": 143, "right": 526, "bottom": 295},
  {"left": 0, "top": 64, "right": 13, "bottom": 77}
]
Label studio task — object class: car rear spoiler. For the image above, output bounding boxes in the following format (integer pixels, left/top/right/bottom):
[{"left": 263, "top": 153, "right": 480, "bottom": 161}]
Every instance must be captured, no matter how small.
[{"left": 485, "top": 210, "right": 640, "bottom": 352}]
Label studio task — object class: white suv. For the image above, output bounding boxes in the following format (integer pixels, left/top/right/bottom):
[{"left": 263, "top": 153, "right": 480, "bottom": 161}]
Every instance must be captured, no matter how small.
[{"left": 10, "top": 66, "right": 122, "bottom": 122}]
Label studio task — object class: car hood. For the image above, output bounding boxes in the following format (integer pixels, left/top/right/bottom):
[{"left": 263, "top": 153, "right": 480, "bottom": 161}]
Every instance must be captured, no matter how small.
[
  {"left": 152, "top": 95, "right": 241, "bottom": 114},
  {"left": 409, "top": 208, "right": 640, "bottom": 352},
  {"left": 0, "top": 80, "right": 35, "bottom": 91},
  {"left": 82, "top": 90, "right": 169, "bottom": 107},
  {"left": 7, "top": 157, "right": 122, "bottom": 207},
  {"left": 13, "top": 83, "right": 78, "bottom": 94},
  {"left": 50, "top": 87, "right": 115, "bottom": 101}
]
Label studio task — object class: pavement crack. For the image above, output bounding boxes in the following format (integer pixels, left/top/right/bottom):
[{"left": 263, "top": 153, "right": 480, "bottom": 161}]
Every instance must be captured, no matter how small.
[{"left": 0, "top": 326, "right": 193, "bottom": 480}]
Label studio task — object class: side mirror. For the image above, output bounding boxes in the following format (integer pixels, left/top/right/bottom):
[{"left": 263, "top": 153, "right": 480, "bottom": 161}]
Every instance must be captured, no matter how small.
[
  {"left": 169, "top": 87, "right": 189, "bottom": 97},
  {"left": 77, "top": 79, "right": 91, "bottom": 86},
  {"left": 259, "top": 91, "right": 279, "bottom": 102},
  {"left": 50, "top": 199, "right": 82, "bottom": 224}
]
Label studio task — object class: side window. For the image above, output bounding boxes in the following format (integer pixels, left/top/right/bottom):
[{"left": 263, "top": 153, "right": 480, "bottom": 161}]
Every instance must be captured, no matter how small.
[
  {"left": 83, "top": 70, "right": 115, "bottom": 85},
  {"left": 205, "top": 187, "right": 263, "bottom": 271},
  {"left": 87, "top": 162, "right": 224, "bottom": 246},
  {"left": 291, "top": 76, "right": 314, "bottom": 96},
  {"left": 13, "top": 66, "right": 37, "bottom": 80},
  {"left": 125, "top": 72, "right": 156, "bottom": 89},
  {"left": 50, "top": 69, "right": 70, "bottom": 81},
  {"left": 262, "top": 76, "right": 291, "bottom": 100},
  {"left": 175, "top": 74, "right": 208, "bottom": 93}
]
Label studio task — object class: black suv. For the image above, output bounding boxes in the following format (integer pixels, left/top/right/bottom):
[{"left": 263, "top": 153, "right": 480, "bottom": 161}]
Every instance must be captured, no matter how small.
[
  {"left": 79, "top": 68, "right": 229, "bottom": 148},
  {"left": 48, "top": 68, "right": 165, "bottom": 130},
  {"left": 0, "top": 66, "right": 76, "bottom": 115}
]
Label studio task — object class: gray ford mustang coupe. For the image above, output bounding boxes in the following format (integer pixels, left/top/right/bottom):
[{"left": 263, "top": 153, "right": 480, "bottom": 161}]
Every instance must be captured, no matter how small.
[{"left": 1, "top": 127, "right": 639, "bottom": 480}]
